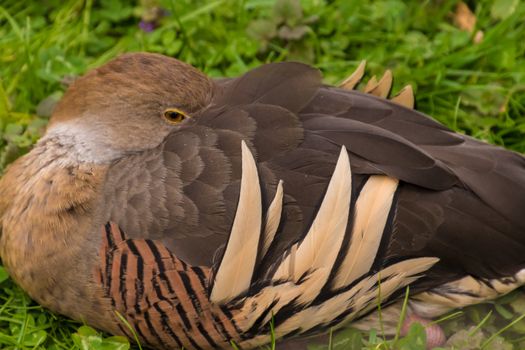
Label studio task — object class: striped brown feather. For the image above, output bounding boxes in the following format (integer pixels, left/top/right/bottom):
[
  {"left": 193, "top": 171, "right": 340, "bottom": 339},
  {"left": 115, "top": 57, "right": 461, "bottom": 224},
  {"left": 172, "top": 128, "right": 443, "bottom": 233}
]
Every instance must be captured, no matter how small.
[{"left": 98, "top": 223, "right": 241, "bottom": 350}]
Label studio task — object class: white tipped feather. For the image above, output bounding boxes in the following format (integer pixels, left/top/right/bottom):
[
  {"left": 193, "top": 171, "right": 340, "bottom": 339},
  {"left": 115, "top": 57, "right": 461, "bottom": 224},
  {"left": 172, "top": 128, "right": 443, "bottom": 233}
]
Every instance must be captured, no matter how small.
[
  {"left": 332, "top": 175, "right": 399, "bottom": 290},
  {"left": 272, "top": 146, "right": 352, "bottom": 304},
  {"left": 210, "top": 141, "right": 262, "bottom": 303},
  {"left": 340, "top": 60, "right": 367, "bottom": 90},
  {"left": 260, "top": 180, "right": 284, "bottom": 258}
]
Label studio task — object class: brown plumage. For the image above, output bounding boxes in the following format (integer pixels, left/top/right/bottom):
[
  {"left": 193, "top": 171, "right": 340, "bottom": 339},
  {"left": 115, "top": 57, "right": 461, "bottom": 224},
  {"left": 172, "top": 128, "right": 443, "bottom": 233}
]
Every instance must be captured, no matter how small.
[{"left": 0, "top": 52, "right": 524, "bottom": 349}]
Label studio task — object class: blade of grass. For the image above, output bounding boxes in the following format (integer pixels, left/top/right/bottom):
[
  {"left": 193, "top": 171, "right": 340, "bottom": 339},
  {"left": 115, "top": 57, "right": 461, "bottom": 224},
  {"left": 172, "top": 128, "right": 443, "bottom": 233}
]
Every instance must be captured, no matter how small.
[
  {"left": 114, "top": 310, "right": 143, "bottom": 350},
  {"left": 481, "top": 313, "right": 525, "bottom": 349}
]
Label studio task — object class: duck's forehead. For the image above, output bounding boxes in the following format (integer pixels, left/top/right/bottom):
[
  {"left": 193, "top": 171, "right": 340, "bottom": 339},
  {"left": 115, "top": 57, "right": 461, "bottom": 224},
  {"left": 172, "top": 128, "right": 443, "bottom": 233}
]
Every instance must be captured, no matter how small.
[{"left": 89, "top": 54, "right": 213, "bottom": 103}]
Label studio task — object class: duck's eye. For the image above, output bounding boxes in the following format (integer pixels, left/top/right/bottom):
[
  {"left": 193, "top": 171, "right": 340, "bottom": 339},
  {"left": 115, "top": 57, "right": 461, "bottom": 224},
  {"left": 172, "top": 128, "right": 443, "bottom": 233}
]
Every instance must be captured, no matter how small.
[{"left": 163, "top": 109, "right": 188, "bottom": 124}]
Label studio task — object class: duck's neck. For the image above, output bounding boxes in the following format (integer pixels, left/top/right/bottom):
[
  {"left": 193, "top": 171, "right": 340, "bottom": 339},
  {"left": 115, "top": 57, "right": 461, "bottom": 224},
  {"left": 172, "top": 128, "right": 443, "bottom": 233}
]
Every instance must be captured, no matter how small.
[{"left": 0, "top": 137, "right": 114, "bottom": 328}]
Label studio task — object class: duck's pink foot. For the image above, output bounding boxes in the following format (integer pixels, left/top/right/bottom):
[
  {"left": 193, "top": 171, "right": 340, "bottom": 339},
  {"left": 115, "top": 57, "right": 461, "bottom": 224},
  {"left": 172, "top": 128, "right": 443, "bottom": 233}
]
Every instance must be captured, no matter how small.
[{"left": 400, "top": 313, "right": 446, "bottom": 350}]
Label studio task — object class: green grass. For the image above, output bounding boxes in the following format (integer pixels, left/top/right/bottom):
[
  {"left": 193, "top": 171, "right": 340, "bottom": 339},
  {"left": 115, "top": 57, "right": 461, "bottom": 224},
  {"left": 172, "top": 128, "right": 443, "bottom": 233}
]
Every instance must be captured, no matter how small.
[{"left": 1, "top": 0, "right": 524, "bottom": 349}]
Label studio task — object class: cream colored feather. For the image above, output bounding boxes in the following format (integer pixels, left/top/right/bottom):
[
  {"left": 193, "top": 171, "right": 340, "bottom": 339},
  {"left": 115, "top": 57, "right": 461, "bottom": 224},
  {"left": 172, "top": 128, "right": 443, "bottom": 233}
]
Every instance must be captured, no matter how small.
[
  {"left": 273, "top": 146, "right": 352, "bottom": 281},
  {"left": 391, "top": 85, "right": 415, "bottom": 109},
  {"left": 210, "top": 141, "right": 262, "bottom": 304},
  {"left": 369, "top": 70, "right": 393, "bottom": 98},
  {"left": 411, "top": 267, "right": 525, "bottom": 318},
  {"left": 332, "top": 175, "right": 399, "bottom": 290},
  {"left": 260, "top": 180, "right": 284, "bottom": 258},
  {"left": 238, "top": 257, "right": 437, "bottom": 348},
  {"left": 274, "top": 257, "right": 438, "bottom": 336},
  {"left": 235, "top": 281, "right": 303, "bottom": 332},
  {"left": 363, "top": 75, "right": 379, "bottom": 93},
  {"left": 342, "top": 257, "right": 438, "bottom": 324},
  {"left": 340, "top": 60, "right": 367, "bottom": 90},
  {"left": 272, "top": 147, "right": 352, "bottom": 299}
]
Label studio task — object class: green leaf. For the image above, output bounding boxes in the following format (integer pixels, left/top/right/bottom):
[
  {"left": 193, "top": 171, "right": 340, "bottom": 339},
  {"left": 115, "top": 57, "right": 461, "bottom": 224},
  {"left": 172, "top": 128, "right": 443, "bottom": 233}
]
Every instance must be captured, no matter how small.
[
  {"left": 3, "top": 123, "right": 24, "bottom": 139},
  {"left": 247, "top": 19, "right": 277, "bottom": 41},
  {"left": 510, "top": 317, "right": 525, "bottom": 334},
  {"left": 445, "top": 327, "right": 484, "bottom": 350},
  {"left": 101, "top": 336, "right": 130, "bottom": 350},
  {"left": 277, "top": 25, "right": 310, "bottom": 40},
  {"left": 491, "top": 0, "right": 519, "bottom": 20},
  {"left": 0, "top": 78, "right": 11, "bottom": 115},
  {"left": 77, "top": 325, "right": 99, "bottom": 337},
  {"left": 494, "top": 304, "right": 514, "bottom": 320},
  {"left": 509, "top": 293, "right": 525, "bottom": 314},
  {"left": 0, "top": 266, "right": 10, "bottom": 283},
  {"left": 273, "top": 0, "right": 303, "bottom": 25},
  {"left": 73, "top": 326, "right": 130, "bottom": 350},
  {"left": 21, "top": 329, "right": 47, "bottom": 347},
  {"left": 484, "top": 335, "right": 513, "bottom": 350}
]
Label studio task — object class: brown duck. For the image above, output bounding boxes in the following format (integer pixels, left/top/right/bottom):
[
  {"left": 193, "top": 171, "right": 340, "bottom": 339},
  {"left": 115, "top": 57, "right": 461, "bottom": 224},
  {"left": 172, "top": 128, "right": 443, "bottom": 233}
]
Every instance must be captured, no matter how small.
[{"left": 0, "top": 53, "right": 524, "bottom": 350}]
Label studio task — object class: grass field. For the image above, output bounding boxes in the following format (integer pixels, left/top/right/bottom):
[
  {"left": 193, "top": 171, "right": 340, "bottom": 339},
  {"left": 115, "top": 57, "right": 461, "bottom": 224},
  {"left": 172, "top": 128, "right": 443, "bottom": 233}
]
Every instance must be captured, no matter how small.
[{"left": 1, "top": 0, "right": 525, "bottom": 349}]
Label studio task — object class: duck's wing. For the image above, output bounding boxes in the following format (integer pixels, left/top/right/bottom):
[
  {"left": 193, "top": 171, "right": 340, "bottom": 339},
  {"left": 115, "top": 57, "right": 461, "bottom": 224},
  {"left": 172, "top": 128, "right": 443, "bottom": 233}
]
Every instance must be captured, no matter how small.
[
  {"left": 104, "top": 61, "right": 525, "bottom": 292},
  {"left": 301, "top": 85, "right": 525, "bottom": 229},
  {"left": 97, "top": 144, "right": 440, "bottom": 349},
  {"left": 228, "top": 62, "right": 523, "bottom": 262}
]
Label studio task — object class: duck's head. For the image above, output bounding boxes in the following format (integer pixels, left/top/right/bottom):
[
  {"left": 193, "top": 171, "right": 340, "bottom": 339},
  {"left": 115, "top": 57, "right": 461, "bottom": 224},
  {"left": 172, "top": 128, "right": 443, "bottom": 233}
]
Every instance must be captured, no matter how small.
[{"left": 45, "top": 52, "right": 214, "bottom": 163}]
